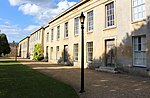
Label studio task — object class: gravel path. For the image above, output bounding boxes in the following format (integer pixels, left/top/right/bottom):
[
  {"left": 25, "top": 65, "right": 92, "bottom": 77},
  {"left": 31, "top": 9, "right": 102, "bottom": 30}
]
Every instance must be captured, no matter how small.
[{"left": 2, "top": 58, "right": 150, "bottom": 98}]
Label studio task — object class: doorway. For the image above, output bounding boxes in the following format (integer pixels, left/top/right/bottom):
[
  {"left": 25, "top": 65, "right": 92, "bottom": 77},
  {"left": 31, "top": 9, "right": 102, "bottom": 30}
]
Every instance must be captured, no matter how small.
[
  {"left": 64, "top": 45, "right": 68, "bottom": 62},
  {"left": 105, "top": 39, "right": 115, "bottom": 67}
]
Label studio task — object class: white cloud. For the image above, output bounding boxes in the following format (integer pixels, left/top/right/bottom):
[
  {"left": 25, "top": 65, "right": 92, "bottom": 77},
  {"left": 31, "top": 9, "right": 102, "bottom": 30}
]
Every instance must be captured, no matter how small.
[
  {"left": 8, "top": 0, "right": 77, "bottom": 24},
  {"left": 19, "top": 3, "right": 41, "bottom": 16},
  {"left": 0, "top": 24, "right": 21, "bottom": 34},
  {"left": 24, "top": 25, "right": 40, "bottom": 32},
  {"left": 8, "top": 0, "right": 26, "bottom": 6}
]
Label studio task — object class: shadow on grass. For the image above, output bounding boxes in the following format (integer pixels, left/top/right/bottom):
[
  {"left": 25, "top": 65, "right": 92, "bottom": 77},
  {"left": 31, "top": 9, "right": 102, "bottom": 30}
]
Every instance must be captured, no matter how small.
[{"left": 0, "top": 61, "right": 79, "bottom": 98}]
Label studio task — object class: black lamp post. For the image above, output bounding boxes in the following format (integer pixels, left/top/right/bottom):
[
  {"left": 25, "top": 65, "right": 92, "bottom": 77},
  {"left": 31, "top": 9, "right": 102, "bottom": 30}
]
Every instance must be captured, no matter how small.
[
  {"left": 79, "top": 12, "right": 85, "bottom": 93},
  {"left": 13, "top": 41, "right": 17, "bottom": 61}
]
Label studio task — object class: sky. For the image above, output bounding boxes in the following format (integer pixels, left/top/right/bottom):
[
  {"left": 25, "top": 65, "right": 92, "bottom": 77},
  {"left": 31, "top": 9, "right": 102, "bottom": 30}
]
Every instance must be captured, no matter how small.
[{"left": 0, "top": 0, "right": 79, "bottom": 43}]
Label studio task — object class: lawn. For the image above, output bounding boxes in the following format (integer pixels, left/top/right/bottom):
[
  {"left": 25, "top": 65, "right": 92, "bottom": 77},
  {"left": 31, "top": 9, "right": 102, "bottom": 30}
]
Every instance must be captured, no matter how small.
[
  {"left": 0, "top": 56, "right": 10, "bottom": 59},
  {"left": 0, "top": 61, "right": 79, "bottom": 98}
]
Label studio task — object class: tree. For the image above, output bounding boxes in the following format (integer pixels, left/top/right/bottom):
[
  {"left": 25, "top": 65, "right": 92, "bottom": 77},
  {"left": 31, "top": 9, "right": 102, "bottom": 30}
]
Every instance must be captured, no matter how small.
[
  {"left": 0, "top": 33, "right": 11, "bottom": 56},
  {"left": 33, "top": 44, "right": 44, "bottom": 61}
]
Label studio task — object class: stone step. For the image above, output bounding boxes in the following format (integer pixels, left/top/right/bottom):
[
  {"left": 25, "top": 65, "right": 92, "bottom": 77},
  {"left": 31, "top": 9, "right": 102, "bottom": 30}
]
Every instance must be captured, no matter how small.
[{"left": 95, "top": 66, "right": 118, "bottom": 73}]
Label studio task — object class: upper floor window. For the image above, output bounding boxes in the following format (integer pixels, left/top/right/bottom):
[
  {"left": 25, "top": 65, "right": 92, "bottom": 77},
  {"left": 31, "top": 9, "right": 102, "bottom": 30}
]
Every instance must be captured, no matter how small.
[
  {"left": 74, "top": 17, "right": 79, "bottom": 35},
  {"left": 64, "top": 22, "right": 68, "bottom": 38},
  {"left": 46, "top": 32, "right": 49, "bottom": 42},
  {"left": 57, "top": 26, "right": 60, "bottom": 40},
  {"left": 87, "top": 11, "right": 93, "bottom": 32},
  {"left": 36, "top": 32, "right": 38, "bottom": 40},
  {"left": 132, "top": 0, "right": 146, "bottom": 21},
  {"left": 105, "top": 2, "right": 114, "bottom": 27},
  {"left": 51, "top": 29, "right": 54, "bottom": 41},
  {"left": 39, "top": 31, "right": 41, "bottom": 40}
]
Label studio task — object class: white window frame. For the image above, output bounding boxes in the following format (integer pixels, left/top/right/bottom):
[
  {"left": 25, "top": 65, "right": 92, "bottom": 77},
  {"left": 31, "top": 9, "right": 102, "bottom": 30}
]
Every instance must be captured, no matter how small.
[
  {"left": 74, "top": 17, "right": 79, "bottom": 35},
  {"left": 57, "top": 26, "right": 60, "bottom": 40},
  {"left": 51, "top": 29, "right": 54, "bottom": 41},
  {"left": 74, "top": 44, "right": 78, "bottom": 61},
  {"left": 87, "top": 11, "right": 93, "bottom": 32},
  {"left": 56, "top": 46, "right": 60, "bottom": 60},
  {"left": 87, "top": 42, "right": 93, "bottom": 62},
  {"left": 105, "top": 2, "right": 115, "bottom": 27},
  {"left": 64, "top": 22, "right": 68, "bottom": 38},
  {"left": 133, "top": 36, "right": 146, "bottom": 67},
  {"left": 132, "top": 0, "right": 146, "bottom": 21}
]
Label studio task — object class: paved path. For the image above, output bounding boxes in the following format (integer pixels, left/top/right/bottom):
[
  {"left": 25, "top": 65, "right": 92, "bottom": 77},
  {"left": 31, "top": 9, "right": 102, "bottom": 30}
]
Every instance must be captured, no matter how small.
[{"left": 1, "top": 58, "right": 150, "bottom": 98}]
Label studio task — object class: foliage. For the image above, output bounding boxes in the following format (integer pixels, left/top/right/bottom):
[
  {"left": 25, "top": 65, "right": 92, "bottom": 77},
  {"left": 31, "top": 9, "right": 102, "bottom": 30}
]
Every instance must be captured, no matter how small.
[
  {"left": 57, "top": 50, "right": 73, "bottom": 66},
  {"left": 0, "top": 61, "right": 79, "bottom": 98},
  {"left": 88, "top": 57, "right": 103, "bottom": 69},
  {"left": 33, "top": 44, "right": 44, "bottom": 60},
  {"left": 0, "top": 33, "right": 11, "bottom": 56}
]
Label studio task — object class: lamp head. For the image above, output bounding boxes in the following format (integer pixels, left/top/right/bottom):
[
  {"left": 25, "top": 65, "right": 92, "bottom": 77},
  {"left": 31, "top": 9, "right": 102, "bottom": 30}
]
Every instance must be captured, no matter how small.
[{"left": 80, "top": 12, "right": 85, "bottom": 24}]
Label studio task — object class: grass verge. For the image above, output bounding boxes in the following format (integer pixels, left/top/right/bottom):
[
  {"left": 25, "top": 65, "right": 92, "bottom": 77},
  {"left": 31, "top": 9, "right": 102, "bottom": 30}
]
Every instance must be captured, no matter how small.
[
  {"left": 0, "top": 61, "right": 79, "bottom": 98},
  {"left": 0, "top": 56, "right": 10, "bottom": 59}
]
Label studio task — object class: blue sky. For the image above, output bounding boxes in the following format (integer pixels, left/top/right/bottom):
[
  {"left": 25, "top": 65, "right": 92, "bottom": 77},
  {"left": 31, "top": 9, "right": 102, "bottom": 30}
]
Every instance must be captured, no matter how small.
[{"left": 0, "top": 0, "right": 79, "bottom": 43}]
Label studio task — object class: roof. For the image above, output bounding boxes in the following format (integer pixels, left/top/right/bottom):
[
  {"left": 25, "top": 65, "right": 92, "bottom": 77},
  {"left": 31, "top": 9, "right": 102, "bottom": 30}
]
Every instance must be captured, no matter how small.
[
  {"left": 19, "top": 36, "right": 30, "bottom": 43},
  {"left": 30, "top": 26, "right": 44, "bottom": 36},
  {"left": 48, "top": 0, "right": 89, "bottom": 24}
]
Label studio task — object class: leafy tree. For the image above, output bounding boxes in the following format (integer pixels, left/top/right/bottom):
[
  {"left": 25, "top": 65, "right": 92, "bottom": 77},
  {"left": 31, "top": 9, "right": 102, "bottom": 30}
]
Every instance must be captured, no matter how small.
[
  {"left": 33, "top": 44, "right": 44, "bottom": 61},
  {"left": 0, "top": 33, "right": 11, "bottom": 56}
]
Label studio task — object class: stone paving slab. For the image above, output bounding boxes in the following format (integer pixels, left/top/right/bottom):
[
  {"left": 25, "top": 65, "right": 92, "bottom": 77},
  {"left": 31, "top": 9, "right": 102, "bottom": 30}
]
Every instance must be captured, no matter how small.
[{"left": 1, "top": 58, "right": 150, "bottom": 98}]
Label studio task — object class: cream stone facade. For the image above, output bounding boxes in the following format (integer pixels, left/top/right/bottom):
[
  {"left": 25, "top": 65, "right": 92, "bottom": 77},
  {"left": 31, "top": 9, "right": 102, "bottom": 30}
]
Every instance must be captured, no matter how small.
[
  {"left": 18, "top": 36, "right": 29, "bottom": 58},
  {"left": 29, "top": 27, "right": 45, "bottom": 59},
  {"left": 19, "top": 0, "right": 150, "bottom": 76},
  {"left": 43, "top": 25, "right": 50, "bottom": 61}
]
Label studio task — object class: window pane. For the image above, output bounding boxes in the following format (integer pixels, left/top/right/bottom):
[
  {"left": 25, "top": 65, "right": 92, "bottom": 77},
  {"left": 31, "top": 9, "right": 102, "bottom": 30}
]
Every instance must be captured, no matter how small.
[
  {"left": 132, "top": 0, "right": 146, "bottom": 21},
  {"left": 74, "top": 44, "right": 78, "bottom": 61},
  {"left": 87, "top": 11, "right": 93, "bottom": 31},
  {"left": 106, "top": 2, "right": 114, "bottom": 27},
  {"left": 133, "top": 36, "right": 146, "bottom": 66},
  {"left": 65, "top": 22, "right": 68, "bottom": 37},
  {"left": 87, "top": 42, "right": 93, "bottom": 61}
]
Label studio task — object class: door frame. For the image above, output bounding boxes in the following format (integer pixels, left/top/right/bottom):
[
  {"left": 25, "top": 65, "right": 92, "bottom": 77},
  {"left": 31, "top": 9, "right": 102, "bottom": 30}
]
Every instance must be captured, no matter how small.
[{"left": 104, "top": 37, "right": 117, "bottom": 67}]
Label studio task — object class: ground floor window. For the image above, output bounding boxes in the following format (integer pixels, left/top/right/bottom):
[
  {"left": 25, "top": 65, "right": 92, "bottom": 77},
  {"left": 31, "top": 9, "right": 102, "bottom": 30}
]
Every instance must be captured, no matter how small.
[
  {"left": 56, "top": 46, "right": 60, "bottom": 60},
  {"left": 87, "top": 42, "right": 93, "bottom": 62},
  {"left": 46, "top": 46, "right": 48, "bottom": 59},
  {"left": 50, "top": 47, "right": 53, "bottom": 60},
  {"left": 133, "top": 36, "right": 146, "bottom": 67},
  {"left": 74, "top": 44, "right": 78, "bottom": 61}
]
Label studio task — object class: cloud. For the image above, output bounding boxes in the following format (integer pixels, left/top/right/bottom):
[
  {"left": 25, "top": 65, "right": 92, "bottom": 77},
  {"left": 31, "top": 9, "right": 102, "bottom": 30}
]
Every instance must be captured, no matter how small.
[
  {"left": 0, "top": 20, "right": 40, "bottom": 42},
  {"left": 24, "top": 25, "right": 40, "bottom": 32},
  {"left": 0, "top": 24, "right": 21, "bottom": 35},
  {"left": 19, "top": 3, "right": 41, "bottom": 16},
  {"left": 8, "top": 0, "right": 77, "bottom": 24}
]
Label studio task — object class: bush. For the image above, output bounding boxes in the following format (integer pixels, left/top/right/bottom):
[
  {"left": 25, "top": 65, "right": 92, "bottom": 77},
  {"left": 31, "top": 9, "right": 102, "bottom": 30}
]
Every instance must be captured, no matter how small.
[
  {"left": 87, "top": 57, "right": 103, "bottom": 69},
  {"left": 33, "top": 44, "right": 44, "bottom": 61}
]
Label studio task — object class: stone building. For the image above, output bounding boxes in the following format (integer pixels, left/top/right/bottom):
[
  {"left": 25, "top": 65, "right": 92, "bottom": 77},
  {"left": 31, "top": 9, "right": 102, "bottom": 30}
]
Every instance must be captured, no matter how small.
[
  {"left": 18, "top": 0, "right": 150, "bottom": 76},
  {"left": 29, "top": 27, "right": 45, "bottom": 59},
  {"left": 18, "top": 36, "right": 30, "bottom": 58}
]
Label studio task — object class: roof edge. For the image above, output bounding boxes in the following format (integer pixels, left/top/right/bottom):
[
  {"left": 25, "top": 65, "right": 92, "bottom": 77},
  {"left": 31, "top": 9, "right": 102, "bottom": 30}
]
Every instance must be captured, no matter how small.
[{"left": 48, "top": 0, "right": 89, "bottom": 24}]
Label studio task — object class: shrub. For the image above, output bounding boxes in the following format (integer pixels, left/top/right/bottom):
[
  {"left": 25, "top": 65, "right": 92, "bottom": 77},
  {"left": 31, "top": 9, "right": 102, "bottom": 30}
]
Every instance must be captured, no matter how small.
[{"left": 33, "top": 44, "right": 44, "bottom": 61}]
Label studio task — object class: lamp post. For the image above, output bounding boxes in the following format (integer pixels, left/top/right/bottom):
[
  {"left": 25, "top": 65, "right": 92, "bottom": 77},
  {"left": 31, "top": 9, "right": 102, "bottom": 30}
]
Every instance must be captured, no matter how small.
[
  {"left": 13, "top": 41, "right": 17, "bottom": 61},
  {"left": 79, "top": 12, "right": 85, "bottom": 93}
]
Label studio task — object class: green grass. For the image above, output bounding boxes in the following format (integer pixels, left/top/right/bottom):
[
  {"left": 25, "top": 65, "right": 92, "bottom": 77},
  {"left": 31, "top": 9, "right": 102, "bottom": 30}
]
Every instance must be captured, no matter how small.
[
  {"left": 0, "top": 61, "right": 79, "bottom": 98},
  {"left": 0, "top": 56, "right": 10, "bottom": 59}
]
